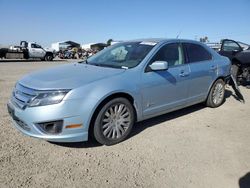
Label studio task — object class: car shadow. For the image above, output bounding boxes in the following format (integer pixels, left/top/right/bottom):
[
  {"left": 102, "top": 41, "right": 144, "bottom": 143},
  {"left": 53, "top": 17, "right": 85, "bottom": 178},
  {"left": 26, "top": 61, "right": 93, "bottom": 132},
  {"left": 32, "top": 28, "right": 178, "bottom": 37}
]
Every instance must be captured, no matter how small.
[
  {"left": 241, "top": 80, "right": 250, "bottom": 89},
  {"left": 50, "top": 140, "right": 103, "bottom": 148},
  {"left": 225, "top": 87, "right": 245, "bottom": 102},
  {"left": 225, "top": 88, "right": 232, "bottom": 98},
  {"left": 129, "top": 103, "right": 205, "bottom": 139},
  {"left": 52, "top": 89, "right": 238, "bottom": 148},
  {"left": 239, "top": 172, "right": 250, "bottom": 188},
  {"left": 131, "top": 88, "right": 234, "bottom": 136}
]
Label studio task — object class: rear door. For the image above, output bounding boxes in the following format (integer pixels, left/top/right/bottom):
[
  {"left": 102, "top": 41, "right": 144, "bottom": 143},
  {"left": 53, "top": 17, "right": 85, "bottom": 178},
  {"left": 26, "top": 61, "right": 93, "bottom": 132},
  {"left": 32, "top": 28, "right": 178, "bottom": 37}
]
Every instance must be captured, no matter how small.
[{"left": 183, "top": 42, "right": 216, "bottom": 103}]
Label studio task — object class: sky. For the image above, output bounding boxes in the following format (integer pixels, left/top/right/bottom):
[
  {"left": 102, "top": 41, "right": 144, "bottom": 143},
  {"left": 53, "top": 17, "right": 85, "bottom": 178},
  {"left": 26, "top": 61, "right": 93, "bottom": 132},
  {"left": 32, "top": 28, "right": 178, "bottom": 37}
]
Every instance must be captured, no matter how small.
[{"left": 0, "top": 0, "right": 249, "bottom": 47}]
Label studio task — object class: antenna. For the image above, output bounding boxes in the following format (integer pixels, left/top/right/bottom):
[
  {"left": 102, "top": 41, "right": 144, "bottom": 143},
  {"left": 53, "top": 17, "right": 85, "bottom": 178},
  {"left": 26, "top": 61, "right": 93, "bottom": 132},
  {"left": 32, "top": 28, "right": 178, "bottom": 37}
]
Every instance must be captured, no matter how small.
[{"left": 176, "top": 30, "right": 182, "bottom": 39}]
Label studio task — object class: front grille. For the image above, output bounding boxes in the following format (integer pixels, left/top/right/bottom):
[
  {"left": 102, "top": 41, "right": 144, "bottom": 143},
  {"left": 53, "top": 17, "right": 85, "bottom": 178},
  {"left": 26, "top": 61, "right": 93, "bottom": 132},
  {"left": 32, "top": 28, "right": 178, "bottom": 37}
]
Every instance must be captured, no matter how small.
[{"left": 11, "top": 83, "right": 36, "bottom": 109}]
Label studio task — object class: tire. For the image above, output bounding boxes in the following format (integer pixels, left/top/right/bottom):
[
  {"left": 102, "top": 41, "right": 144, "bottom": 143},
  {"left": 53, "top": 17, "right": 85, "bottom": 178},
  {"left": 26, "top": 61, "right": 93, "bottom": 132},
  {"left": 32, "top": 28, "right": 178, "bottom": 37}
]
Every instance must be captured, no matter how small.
[
  {"left": 231, "top": 64, "right": 239, "bottom": 85},
  {"left": 93, "top": 98, "right": 135, "bottom": 145},
  {"left": 206, "top": 79, "right": 225, "bottom": 108},
  {"left": 45, "top": 54, "right": 53, "bottom": 61}
]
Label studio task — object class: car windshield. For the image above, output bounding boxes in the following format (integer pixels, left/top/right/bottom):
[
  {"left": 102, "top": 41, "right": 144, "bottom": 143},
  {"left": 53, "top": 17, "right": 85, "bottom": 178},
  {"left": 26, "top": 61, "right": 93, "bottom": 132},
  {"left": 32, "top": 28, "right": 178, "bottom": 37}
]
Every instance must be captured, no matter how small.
[{"left": 85, "top": 42, "right": 156, "bottom": 69}]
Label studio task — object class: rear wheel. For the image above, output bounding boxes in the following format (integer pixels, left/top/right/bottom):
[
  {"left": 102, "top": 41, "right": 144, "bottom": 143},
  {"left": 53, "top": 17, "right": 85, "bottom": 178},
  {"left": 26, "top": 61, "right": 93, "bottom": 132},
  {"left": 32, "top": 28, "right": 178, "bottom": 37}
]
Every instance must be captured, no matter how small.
[
  {"left": 206, "top": 79, "right": 225, "bottom": 108},
  {"left": 93, "top": 98, "right": 135, "bottom": 145}
]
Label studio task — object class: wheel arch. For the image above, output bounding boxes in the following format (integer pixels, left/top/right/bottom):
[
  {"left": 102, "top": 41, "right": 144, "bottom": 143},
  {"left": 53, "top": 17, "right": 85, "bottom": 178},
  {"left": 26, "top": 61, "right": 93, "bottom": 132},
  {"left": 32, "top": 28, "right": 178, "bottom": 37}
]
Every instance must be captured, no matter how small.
[
  {"left": 45, "top": 51, "right": 53, "bottom": 56},
  {"left": 206, "top": 77, "right": 225, "bottom": 100},
  {"left": 45, "top": 52, "right": 54, "bottom": 60},
  {"left": 88, "top": 92, "right": 137, "bottom": 139}
]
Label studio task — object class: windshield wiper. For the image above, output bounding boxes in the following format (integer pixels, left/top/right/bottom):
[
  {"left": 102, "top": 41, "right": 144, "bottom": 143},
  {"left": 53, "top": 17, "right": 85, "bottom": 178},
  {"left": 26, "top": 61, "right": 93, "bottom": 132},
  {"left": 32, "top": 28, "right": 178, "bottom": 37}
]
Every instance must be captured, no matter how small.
[
  {"left": 90, "top": 63, "right": 122, "bottom": 69},
  {"left": 121, "top": 66, "right": 128, "bottom": 69},
  {"left": 78, "top": 60, "right": 88, "bottom": 64},
  {"left": 102, "top": 64, "right": 128, "bottom": 69},
  {"left": 84, "top": 62, "right": 128, "bottom": 69}
]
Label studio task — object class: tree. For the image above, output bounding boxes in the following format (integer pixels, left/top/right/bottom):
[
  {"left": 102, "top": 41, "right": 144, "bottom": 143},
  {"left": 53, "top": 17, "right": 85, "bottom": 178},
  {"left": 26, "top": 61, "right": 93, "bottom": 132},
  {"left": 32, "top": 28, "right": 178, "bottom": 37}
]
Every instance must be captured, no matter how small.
[
  {"left": 106, "top": 39, "right": 113, "bottom": 46},
  {"left": 199, "top": 36, "right": 209, "bottom": 43}
]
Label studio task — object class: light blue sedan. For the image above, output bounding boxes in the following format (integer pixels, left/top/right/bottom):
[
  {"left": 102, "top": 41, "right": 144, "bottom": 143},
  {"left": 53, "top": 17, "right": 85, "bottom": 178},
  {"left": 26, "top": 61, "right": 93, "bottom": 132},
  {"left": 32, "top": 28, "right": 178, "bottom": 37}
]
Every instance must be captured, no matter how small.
[{"left": 7, "top": 39, "right": 231, "bottom": 145}]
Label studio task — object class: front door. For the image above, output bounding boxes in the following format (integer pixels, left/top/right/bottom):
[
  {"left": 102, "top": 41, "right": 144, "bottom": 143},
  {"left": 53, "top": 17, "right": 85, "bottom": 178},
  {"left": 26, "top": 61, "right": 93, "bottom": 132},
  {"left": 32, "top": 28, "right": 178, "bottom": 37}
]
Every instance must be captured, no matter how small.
[
  {"left": 219, "top": 39, "right": 242, "bottom": 61},
  {"left": 140, "top": 43, "right": 190, "bottom": 118},
  {"left": 29, "top": 43, "right": 46, "bottom": 58}
]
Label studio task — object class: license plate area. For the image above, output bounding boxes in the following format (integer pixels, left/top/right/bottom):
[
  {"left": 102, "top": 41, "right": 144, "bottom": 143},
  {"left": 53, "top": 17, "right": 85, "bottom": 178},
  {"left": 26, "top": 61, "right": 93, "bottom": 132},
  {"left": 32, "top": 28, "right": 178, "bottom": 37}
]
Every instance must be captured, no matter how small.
[
  {"left": 7, "top": 103, "right": 15, "bottom": 120},
  {"left": 7, "top": 103, "right": 31, "bottom": 131}
]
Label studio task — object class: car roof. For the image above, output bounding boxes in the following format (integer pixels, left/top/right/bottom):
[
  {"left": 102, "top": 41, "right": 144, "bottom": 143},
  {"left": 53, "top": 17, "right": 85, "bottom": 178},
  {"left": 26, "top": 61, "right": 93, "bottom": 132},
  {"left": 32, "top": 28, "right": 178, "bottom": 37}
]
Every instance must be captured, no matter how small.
[
  {"left": 126, "top": 38, "right": 220, "bottom": 58},
  {"left": 127, "top": 38, "right": 201, "bottom": 44}
]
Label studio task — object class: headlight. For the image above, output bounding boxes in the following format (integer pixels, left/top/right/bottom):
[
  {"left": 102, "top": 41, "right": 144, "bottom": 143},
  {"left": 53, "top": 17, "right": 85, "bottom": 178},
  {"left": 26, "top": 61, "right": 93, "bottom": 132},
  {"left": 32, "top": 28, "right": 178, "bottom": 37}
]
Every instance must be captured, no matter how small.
[{"left": 28, "top": 90, "right": 70, "bottom": 107}]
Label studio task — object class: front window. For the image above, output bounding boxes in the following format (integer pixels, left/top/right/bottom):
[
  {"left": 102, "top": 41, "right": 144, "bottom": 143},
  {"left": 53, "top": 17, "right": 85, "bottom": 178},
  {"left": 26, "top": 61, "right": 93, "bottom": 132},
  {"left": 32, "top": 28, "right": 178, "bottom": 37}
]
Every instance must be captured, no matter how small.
[
  {"left": 149, "top": 43, "right": 184, "bottom": 67},
  {"left": 222, "top": 40, "right": 241, "bottom": 52},
  {"left": 86, "top": 42, "right": 156, "bottom": 69},
  {"left": 31, "top": 44, "right": 42, "bottom": 48}
]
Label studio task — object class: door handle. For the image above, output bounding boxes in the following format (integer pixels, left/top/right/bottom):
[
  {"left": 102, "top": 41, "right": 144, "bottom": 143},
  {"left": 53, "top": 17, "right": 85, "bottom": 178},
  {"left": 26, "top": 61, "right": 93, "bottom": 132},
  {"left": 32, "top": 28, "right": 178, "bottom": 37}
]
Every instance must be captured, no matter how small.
[
  {"left": 210, "top": 65, "right": 217, "bottom": 71},
  {"left": 179, "top": 71, "right": 189, "bottom": 77}
]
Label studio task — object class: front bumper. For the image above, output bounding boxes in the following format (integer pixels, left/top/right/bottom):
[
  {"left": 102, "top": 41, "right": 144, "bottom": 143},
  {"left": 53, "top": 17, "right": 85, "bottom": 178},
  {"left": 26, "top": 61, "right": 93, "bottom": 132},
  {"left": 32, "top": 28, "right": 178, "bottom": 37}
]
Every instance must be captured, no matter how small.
[{"left": 7, "top": 99, "right": 89, "bottom": 142}]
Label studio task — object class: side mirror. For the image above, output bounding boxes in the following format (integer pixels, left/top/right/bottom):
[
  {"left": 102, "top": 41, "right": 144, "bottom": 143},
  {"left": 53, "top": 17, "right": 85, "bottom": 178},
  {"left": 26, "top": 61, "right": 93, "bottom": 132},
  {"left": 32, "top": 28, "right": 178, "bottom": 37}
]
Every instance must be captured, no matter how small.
[{"left": 149, "top": 61, "right": 168, "bottom": 71}]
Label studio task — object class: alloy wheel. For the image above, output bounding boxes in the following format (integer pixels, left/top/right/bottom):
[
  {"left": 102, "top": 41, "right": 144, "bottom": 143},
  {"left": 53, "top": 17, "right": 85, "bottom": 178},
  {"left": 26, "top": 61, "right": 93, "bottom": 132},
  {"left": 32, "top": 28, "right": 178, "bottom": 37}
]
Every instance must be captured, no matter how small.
[
  {"left": 212, "top": 83, "right": 224, "bottom": 105},
  {"left": 101, "top": 103, "right": 131, "bottom": 139}
]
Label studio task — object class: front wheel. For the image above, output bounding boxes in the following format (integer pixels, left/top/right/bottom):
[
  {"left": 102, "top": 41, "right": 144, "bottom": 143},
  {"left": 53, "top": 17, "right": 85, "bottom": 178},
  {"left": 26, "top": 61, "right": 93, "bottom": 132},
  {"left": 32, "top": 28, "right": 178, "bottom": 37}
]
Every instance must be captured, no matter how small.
[
  {"left": 93, "top": 98, "right": 135, "bottom": 145},
  {"left": 44, "top": 54, "right": 53, "bottom": 61},
  {"left": 206, "top": 79, "right": 225, "bottom": 108}
]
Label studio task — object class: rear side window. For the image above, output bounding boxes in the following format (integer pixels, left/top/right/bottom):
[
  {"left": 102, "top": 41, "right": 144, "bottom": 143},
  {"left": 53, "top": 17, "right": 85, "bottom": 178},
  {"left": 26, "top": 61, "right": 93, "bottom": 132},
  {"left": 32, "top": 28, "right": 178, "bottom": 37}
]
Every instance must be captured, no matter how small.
[{"left": 184, "top": 43, "right": 212, "bottom": 63}]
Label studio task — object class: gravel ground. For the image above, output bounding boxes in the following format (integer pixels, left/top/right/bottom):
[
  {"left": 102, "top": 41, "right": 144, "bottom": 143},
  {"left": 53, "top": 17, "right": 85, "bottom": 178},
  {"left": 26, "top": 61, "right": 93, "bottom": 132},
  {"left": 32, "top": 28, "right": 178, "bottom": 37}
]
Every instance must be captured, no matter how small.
[{"left": 0, "top": 61, "right": 250, "bottom": 188}]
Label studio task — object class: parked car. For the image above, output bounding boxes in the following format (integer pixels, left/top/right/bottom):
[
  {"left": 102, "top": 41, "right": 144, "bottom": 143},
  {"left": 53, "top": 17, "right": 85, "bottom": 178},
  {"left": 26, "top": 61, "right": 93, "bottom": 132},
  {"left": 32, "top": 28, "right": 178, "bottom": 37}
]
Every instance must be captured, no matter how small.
[
  {"left": 217, "top": 39, "right": 250, "bottom": 86},
  {"left": 0, "top": 41, "right": 55, "bottom": 61},
  {"left": 7, "top": 39, "right": 231, "bottom": 145}
]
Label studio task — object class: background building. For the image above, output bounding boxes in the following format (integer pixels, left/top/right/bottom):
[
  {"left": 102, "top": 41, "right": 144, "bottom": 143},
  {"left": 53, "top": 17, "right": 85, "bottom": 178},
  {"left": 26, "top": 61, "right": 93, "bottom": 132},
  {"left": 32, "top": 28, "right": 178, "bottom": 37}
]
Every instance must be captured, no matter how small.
[
  {"left": 51, "top": 41, "right": 80, "bottom": 52},
  {"left": 81, "top": 43, "right": 107, "bottom": 51}
]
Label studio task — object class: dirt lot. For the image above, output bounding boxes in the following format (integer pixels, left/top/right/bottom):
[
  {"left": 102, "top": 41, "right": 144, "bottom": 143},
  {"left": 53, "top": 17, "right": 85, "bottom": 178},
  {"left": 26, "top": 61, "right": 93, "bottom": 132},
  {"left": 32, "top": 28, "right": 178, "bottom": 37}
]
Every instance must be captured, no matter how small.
[{"left": 0, "top": 61, "right": 250, "bottom": 188}]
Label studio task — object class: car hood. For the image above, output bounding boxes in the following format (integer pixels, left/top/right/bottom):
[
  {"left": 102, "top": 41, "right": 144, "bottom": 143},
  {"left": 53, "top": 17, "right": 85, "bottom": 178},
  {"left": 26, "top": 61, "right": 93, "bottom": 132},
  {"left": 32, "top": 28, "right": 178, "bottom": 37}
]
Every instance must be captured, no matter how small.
[
  {"left": 44, "top": 47, "right": 54, "bottom": 52},
  {"left": 19, "top": 63, "right": 125, "bottom": 90}
]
